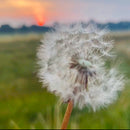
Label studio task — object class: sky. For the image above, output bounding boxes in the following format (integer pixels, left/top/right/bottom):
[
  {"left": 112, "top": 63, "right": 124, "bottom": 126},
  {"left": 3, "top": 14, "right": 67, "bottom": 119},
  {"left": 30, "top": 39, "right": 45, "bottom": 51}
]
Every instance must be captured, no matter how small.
[{"left": 0, "top": 0, "right": 130, "bottom": 27}]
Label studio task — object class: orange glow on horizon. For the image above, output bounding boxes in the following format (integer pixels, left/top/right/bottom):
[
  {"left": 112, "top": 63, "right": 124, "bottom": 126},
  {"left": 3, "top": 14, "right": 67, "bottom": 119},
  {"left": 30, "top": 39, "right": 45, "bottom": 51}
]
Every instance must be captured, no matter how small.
[
  {"left": 35, "top": 14, "right": 46, "bottom": 26},
  {"left": 0, "top": 0, "right": 51, "bottom": 26},
  {"left": 37, "top": 20, "right": 45, "bottom": 26}
]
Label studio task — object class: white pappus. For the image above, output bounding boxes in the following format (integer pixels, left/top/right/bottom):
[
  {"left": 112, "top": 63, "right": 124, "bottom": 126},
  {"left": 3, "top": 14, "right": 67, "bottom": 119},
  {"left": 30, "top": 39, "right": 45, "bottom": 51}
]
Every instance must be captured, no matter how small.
[{"left": 37, "top": 24, "right": 125, "bottom": 111}]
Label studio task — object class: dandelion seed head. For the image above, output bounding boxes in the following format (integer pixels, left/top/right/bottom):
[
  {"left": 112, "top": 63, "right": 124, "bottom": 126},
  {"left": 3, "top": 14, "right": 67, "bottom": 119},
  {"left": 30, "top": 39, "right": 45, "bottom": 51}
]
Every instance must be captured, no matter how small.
[{"left": 37, "top": 24, "right": 125, "bottom": 111}]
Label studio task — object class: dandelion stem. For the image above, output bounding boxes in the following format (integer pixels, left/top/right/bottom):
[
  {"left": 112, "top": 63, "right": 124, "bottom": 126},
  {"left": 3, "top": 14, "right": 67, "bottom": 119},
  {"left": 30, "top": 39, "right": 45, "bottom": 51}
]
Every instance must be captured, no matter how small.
[{"left": 61, "top": 100, "right": 73, "bottom": 129}]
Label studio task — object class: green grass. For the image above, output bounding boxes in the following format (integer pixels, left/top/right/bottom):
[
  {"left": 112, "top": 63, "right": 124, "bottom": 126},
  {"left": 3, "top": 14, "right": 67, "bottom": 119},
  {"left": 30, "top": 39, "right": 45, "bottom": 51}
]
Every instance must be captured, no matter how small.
[{"left": 0, "top": 32, "right": 130, "bottom": 129}]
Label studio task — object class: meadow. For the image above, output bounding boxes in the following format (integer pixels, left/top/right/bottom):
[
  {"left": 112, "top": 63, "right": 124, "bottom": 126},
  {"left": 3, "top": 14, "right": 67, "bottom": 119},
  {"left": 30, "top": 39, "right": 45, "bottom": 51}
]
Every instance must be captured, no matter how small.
[{"left": 0, "top": 32, "right": 129, "bottom": 129}]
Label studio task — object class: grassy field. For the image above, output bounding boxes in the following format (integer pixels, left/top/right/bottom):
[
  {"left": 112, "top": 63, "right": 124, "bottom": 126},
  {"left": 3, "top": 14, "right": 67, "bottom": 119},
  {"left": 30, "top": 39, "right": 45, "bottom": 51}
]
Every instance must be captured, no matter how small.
[{"left": 0, "top": 32, "right": 129, "bottom": 129}]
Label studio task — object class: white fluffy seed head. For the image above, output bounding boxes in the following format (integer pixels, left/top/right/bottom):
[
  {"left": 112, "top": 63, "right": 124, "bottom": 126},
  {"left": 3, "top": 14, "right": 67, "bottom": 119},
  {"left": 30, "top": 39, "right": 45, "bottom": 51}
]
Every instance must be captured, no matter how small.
[{"left": 37, "top": 24, "right": 125, "bottom": 111}]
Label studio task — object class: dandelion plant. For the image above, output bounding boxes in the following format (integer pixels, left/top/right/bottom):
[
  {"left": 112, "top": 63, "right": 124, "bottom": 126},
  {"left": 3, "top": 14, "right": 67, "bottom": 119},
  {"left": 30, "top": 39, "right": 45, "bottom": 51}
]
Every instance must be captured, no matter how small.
[{"left": 37, "top": 24, "right": 124, "bottom": 129}]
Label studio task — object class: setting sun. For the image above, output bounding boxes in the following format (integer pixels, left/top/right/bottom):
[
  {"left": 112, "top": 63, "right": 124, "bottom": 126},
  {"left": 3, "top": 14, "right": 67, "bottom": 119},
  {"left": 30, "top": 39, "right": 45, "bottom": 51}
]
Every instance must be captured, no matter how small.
[
  {"left": 35, "top": 11, "right": 46, "bottom": 26},
  {"left": 37, "top": 20, "right": 45, "bottom": 26}
]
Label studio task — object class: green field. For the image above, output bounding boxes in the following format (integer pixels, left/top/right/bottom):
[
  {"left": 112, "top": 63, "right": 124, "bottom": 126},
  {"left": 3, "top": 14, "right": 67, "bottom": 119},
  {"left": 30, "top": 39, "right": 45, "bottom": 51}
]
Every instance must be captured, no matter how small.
[{"left": 0, "top": 32, "right": 130, "bottom": 129}]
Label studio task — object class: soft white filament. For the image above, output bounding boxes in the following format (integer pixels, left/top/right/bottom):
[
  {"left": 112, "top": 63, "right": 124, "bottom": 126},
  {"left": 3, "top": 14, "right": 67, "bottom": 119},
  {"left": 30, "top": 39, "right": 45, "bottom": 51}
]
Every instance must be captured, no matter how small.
[{"left": 37, "top": 24, "right": 124, "bottom": 111}]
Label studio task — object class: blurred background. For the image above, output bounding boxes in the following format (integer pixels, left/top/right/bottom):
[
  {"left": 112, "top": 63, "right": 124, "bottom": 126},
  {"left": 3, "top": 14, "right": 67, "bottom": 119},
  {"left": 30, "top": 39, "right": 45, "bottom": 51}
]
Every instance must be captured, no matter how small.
[{"left": 0, "top": 0, "right": 130, "bottom": 129}]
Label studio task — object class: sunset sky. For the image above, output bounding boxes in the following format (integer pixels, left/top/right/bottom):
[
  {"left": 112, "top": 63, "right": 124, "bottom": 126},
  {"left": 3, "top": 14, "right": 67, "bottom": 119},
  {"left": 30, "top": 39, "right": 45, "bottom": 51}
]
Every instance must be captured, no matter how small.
[{"left": 0, "top": 0, "right": 130, "bottom": 27}]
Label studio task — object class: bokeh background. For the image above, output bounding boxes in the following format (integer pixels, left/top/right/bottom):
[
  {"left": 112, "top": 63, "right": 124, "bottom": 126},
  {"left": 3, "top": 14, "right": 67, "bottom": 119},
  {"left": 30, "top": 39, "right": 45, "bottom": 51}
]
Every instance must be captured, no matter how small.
[{"left": 0, "top": 0, "right": 130, "bottom": 129}]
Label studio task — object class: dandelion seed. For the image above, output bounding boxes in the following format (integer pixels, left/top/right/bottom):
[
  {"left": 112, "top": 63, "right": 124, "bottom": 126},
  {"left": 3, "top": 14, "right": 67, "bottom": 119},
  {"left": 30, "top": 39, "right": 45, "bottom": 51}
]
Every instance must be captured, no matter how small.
[{"left": 37, "top": 23, "right": 125, "bottom": 129}]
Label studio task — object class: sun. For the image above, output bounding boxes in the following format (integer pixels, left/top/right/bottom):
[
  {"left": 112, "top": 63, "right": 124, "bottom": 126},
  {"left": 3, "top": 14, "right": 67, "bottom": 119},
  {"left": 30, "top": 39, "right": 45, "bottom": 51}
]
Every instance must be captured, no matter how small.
[
  {"left": 35, "top": 13, "right": 46, "bottom": 26},
  {"left": 37, "top": 20, "right": 45, "bottom": 26}
]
